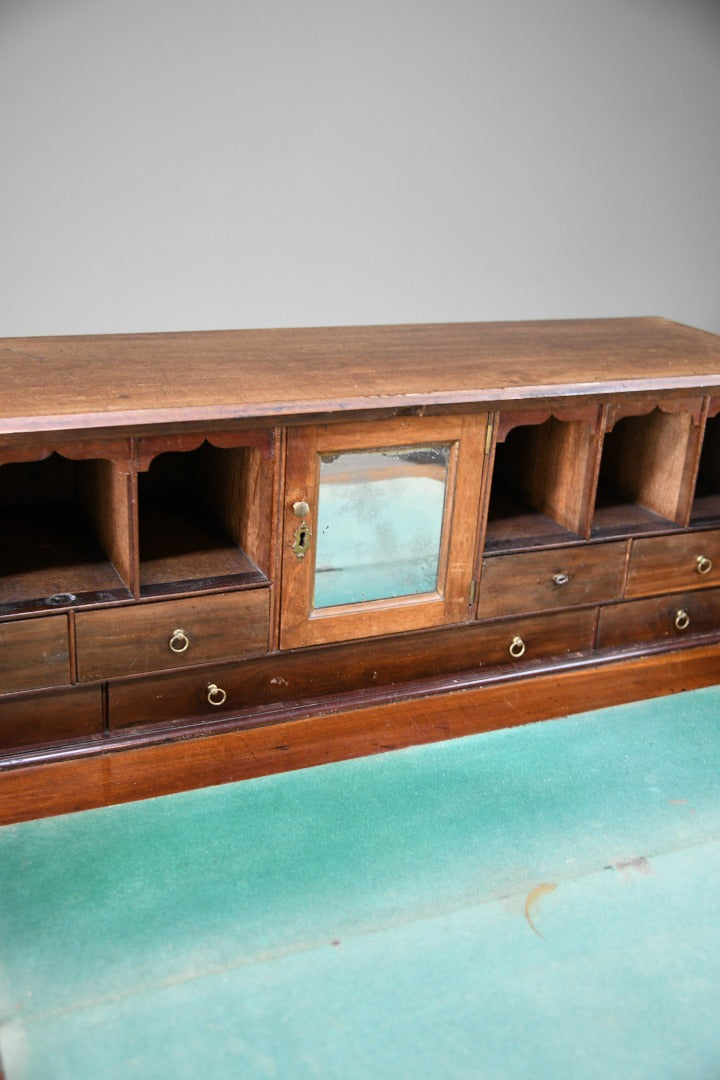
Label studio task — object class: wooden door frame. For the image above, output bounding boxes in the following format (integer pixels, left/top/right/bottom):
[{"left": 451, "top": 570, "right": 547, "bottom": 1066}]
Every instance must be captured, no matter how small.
[{"left": 280, "top": 413, "right": 489, "bottom": 649}]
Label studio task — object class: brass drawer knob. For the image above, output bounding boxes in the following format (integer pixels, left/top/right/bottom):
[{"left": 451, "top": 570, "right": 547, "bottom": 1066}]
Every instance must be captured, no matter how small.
[
  {"left": 674, "top": 609, "right": 690, "bottom": 631},
  {"left": 509, "top": 635, "right": 526, "bottom": 659},
  {"left": 293, "top": 500, "right": 310, "bottom": 518},
  {"left": 169, "top": 628, "right": 190, "bottom": 654},
  {"left": 696, "top": 555, "right": 713, "bottom": 575},
  {"left": 207, "top": 683, "right": 228, "bottom": 707}
]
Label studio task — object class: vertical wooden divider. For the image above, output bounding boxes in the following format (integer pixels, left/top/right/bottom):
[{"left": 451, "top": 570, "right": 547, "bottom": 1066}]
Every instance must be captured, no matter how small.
[
  {"left": 126, "top": 456, "right": 141, "bottom": 599},
  {"left": 599, "top": 398, "right": 704, "bottom": 527},
  {"left": 469, "top": 410, "right": 497, "bottom": 620},
  {"left": 76, "top": 452, "right": 138, "bottom": 597},
  {"left": 269, "top": 427, "right": 287, "bottom": 652}
]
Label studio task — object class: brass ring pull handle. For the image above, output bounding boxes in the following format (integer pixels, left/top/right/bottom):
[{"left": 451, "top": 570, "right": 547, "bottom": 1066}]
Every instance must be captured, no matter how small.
[
  {"left": 674, "top": 610, "right": 690, "bottom": 631},
  {"left": 207, "top": 683, "right": 227, "bottom": 707},
  {"left": 552, "top": 573, "right": 570, "bottom": 587},
  {"left": 169, "top": 628, "right": 190, "bottom": 654},
  {"left": 696, "top": 555, "right": 713, "bottom": 575},
  {"left": 509, "top": 636, "right": 526, "bottom": 659}
]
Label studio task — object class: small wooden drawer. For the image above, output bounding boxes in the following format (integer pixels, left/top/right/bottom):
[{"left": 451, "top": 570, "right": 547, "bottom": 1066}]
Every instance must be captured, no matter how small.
[
  {"left": 597, "top": 588, "right": 720, "bottom": 650},
  {"left": 478, "top": 542, "right": 627, "bottom": 618},
  {"left": 474, "top": 607, "right": 597, "bottom": 667},
  {"left": 109, "top": 608, "right": 597, "bottom": 731},
  {"left": 0, "top": 684, "right": 102, "bottom": 752},
  {"left": 109, "top": 665, "right": 246, "bottom": 729},
  {"left": 0, "top": 615, "right": 70, "bottom": 694},
  {"left": 75, "top": 589, "right": 270, "bottom": 681},
  {"left": 625, "top": 529, "right": 720, "bottom": 598}
]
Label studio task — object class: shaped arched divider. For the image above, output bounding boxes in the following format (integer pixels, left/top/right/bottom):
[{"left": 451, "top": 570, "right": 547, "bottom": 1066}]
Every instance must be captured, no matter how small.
[
  {"left": 133, "top": 429, "right": 278, "bottom": 597},
  {"left": 591, "top": 397, "right": 704, "bottom": 538},
  {"left": 483, "top": 403, "right": 602, "bottom": 553}
]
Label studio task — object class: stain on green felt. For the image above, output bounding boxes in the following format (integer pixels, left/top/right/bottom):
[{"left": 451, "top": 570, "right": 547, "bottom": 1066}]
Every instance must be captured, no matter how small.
[{"left": 1, "top": 686, "right": 719, "bottom": 1078}]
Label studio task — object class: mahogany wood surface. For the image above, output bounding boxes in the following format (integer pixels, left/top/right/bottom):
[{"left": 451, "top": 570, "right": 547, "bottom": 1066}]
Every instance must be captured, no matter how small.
[
  {"left": 597, "top": 588, "right": 720, "bottom": 649},
  {"left": 2, "top": 319, "right": 719, "bottom": 825},
  {"left": 624, "top": 528, "right": 720, "bottom": 598},
  {"left": 496, "top": 417, "right": 600, "bottom": 540},
  {"left": 280, "top": 413, "right": 488, "bottom": 648},
  {"left": 0, "top": 615, "right": 70, "bottom": 694},
  {"left": 597, "top": 407, "right": 700, "bottom": 527},
  {"left": 478, "top": 541, "right": 628, "bottom": 618},
  {"left": 79, "top": 459, "right": 136, "bottom": 593},
  {"left": 3, "top": 319, "right": 720, "bottom": 436},
  {"left": 74, "top": 589, "right": 270, "bottom": 681},
  {"left": 0, "top": 684, "right": 102, "bottom": 752},
  {"left": 107, "top": 607, "right": 598, "bottom": 730},
  {"left": 2, "top": 642, "right": 719, "bottom": 825}
]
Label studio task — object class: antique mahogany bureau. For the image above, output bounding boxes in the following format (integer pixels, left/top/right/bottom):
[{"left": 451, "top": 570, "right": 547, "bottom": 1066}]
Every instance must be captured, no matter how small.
[{"left": 2, "top": 317, "right": 720, "bottom": 821}]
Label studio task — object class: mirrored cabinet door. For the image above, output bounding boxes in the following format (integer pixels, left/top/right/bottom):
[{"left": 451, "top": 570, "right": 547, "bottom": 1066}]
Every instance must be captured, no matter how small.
[{"left": 281, "top": 414, "right": 489, "bottom": 648}]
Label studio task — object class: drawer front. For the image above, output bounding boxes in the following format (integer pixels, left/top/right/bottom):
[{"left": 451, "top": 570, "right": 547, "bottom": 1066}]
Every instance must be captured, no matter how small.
[
  {"left": 0, "top": 684, "right": 102, "bottom": 752},
  {"left": 0, "top": 615, "right": 70, "bottom": 694},
  {"left": 597, "top": 588, "right": 720, "bottom": 650},
  {"left": 76, "top": 589, "right": 270, "bottom": 681},
  {"left": 109, "top": 608, "right": 597, "bottom": 730},
  {"left": 473, "top": 607, "right": 597, "bottom": 668},
  {"left": 625, "top": 529, "right": 720, "bottom": 598},
  {"left": 478, "top": 542, "right": 627, "bottom": 618}
]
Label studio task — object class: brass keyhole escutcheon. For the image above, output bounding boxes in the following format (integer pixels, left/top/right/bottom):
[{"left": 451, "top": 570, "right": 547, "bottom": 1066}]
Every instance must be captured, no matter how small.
[
  {"left": 696, "top": 555, "right": 713, "bottom": 575},
  {"left": 675, "top": 609, "right": 690, "bottom": 631},
  {"left": 292, "top": 520, "right": 312, "bottom": 559}
]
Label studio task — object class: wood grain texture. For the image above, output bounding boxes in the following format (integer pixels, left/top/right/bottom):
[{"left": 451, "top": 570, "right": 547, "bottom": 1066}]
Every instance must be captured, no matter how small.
[
  {"left": 490, "top": 416, "right": 601, "bottom": 540},
  {"left": 75, "top": 589, "right": 270, "bottom": 681},
  {"left": 0, "top": 615, "right": 70, "bottom": 694},
  {"left": 597, "top": 588, "right": 720, "bottom": 649},
  {"left": 478, "top": 541, "right": 628, "bottom": 618},
  {"left": 0, "top": 456, "right": 134, "bottom": 615},
  {"left": 280, "top": 413, "right": 488, "bottom": 648},
  {"left": 77, "top": 459, "right": 135, "bottom": 591},
  {"left": 624, "top": 529, "right": 720, "bottom": 598},
  {"left": 597, "top": 405, "right": 701, "bottom": 527},
  {"left": 2, "top": 641, "right": 719, "bottom": 824},
  {"left": 691, "top": 411, "right": 720, "bottom": 523},
  {"left": 0, "top": 683, "right": 102, "bottom": 751},
  {"left": 107, "top": 607, "right": 597, "bottom": 730},
  {"left": 3, "top": 319, "right": 720, "bottom": 436}
]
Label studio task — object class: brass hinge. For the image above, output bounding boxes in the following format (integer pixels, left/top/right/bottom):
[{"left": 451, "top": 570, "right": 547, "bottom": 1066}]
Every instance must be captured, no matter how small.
[
  {"left": 469, "top": 579, "right": 477, "bottom": 606},
  {"left": 484, "top": 420, "right": 494, "bottom": 455}
]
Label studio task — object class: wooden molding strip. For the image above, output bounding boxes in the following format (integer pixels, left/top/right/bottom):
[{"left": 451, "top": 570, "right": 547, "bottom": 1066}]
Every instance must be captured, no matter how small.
[{"left": 1, "top": 642, "right": 718, "bottom": 826}]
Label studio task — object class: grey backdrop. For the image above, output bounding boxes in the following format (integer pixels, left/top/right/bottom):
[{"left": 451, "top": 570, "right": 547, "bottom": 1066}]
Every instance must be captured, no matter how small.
[{"left": 2, "top": 0, "right": 719, "bottom": 338}]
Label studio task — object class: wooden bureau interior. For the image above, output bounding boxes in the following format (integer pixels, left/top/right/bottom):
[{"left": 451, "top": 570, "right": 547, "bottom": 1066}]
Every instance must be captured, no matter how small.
[{"left": 2, "top": 317, "right": 720, "bottom": 816}]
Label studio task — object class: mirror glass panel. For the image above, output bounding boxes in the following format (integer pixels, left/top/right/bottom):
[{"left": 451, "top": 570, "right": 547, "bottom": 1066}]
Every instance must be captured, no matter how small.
[{"left": 313, "top": 444, "right": 451, "bottom": 609}]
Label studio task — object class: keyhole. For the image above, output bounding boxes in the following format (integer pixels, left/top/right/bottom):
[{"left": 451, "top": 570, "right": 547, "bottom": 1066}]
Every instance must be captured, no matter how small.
[{"left": 293, "top": 519, "right": 312, "bottom": 558}]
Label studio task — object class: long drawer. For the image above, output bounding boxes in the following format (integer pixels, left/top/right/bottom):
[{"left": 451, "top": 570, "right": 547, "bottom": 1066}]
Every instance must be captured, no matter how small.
[
  {"left": 0, "top": 615, "right": 70, "bottom": 694},
  {"left": 75, "top": 589, "right": 270, "bottom": 681},
  {"left": 625, "top": 529, "right": 720, "bottom": 598},
  {"left": 597, "top": 588, "right": 720, "bottom": 650},
  {"left": 108, "top": 607, "right": 597, "bottom": 729},
  {"left": 478, "top": 541, "right": 627, "bottom": 618},
  {"left": 0, "top": 684, "right": 102, "bottom": 751}
]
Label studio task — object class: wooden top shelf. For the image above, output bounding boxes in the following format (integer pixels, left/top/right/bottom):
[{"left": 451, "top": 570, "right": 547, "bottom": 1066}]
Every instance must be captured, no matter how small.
[{"left": 2, "top": 317, "right": 720, "bottom": 437}]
